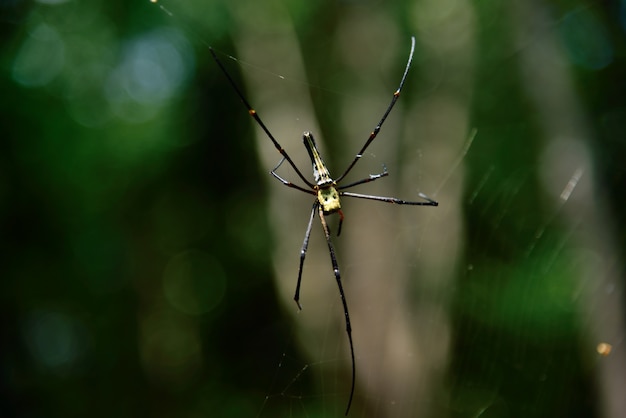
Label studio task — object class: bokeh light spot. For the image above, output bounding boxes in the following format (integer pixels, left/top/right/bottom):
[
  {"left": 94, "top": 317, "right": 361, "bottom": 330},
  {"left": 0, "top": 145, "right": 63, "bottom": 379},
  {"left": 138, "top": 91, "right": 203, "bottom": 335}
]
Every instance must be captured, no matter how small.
[
  {"left": 23, "top": 310, "right": 86, "bottom": 375},
  {"left": 105, "top": 27, "right": 193, "bottom": 123},
  {"left": 12, "top": 24, "right": 65, "bottom": 87},
  {"left": 559, "top": 9, "right": 613, "bottom": 70}
]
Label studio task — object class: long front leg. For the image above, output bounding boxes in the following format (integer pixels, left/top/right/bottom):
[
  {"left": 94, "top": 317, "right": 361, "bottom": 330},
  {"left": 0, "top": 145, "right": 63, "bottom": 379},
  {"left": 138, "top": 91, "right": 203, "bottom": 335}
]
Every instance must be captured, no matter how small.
[
  {"left": 334, "top": 37, "right": 416, "bottom": 183},
  {"left": 209, "top": 47, "right": 315, "bottom": 189},
  {"left": 318, "top": 207, "right": 356, "bottom": 416}
]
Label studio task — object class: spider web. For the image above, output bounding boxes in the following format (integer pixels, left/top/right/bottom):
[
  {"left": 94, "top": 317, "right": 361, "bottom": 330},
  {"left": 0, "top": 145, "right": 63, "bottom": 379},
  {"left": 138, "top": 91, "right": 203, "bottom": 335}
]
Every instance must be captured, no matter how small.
[
  {"left": 7, "top": 1, "right": 621, "bottom": 418},
  {"left": 254, "top": 308, "right": 352, "bottom": 417}
]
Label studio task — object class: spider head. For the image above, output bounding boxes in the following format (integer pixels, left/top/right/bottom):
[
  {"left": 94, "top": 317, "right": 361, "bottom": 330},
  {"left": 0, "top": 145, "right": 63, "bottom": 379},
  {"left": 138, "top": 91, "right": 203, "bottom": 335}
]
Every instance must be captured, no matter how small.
[{"left": 318, "top": 185, "right": 341, "bottom": 214}]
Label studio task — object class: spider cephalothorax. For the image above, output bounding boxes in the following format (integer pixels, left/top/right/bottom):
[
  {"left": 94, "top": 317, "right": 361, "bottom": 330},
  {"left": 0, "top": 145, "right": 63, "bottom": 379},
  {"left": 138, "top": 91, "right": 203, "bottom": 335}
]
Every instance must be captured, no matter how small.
[{"left": 303, "top": 132, "right": 343, "bottom": 215}]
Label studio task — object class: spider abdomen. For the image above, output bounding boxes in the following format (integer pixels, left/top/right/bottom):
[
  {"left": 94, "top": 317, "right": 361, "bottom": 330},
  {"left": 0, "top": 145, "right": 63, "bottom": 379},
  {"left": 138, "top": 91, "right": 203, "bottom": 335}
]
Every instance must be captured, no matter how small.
[{"left": 318, "top": 185, "right": 341, "bottom": 213}]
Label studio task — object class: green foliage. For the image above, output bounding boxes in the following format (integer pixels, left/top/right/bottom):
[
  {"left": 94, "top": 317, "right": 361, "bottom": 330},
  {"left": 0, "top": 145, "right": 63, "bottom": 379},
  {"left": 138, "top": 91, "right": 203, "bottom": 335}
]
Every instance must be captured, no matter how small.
[{"left": 2, "top": 0, "right": 623, "bottom": 417}]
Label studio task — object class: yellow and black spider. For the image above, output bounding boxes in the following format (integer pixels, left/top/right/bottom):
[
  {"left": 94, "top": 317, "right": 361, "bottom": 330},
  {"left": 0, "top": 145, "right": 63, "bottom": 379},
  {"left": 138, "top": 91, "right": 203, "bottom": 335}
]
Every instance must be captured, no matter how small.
[{"left": 210, "top": 37, "right": 437, "bottom": 415}]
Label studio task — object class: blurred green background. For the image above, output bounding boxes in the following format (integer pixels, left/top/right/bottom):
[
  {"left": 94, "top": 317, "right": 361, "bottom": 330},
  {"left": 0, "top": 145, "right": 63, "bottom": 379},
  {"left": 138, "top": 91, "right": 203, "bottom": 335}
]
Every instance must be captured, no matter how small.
[{"left": 1, "top": 0, "right": 625, "bottom": 417}]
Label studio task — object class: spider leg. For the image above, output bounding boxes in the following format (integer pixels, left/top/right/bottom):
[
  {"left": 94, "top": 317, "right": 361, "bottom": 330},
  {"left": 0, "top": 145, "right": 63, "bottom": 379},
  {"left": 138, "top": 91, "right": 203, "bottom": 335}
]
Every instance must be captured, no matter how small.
[
  {"left": 340, "top": 191, "right": 438, "bottom": 206},
  {"left": 293, "top": 202, "right": 318, "bottom": 310},
  {"left": 335, "top": 37, "right": 416, "bottom": 183},
  {"left": 337, "top": 164, "right": 389, "bottom": 190},
  {"left": 318, "top": 206, "right": 355, "bottom": 416},
  {"left": 271, "top": 158, "right": 317, "bottom": 195},
  {"left": 209, "top": 47, "right": 315, "bottom": 188}
]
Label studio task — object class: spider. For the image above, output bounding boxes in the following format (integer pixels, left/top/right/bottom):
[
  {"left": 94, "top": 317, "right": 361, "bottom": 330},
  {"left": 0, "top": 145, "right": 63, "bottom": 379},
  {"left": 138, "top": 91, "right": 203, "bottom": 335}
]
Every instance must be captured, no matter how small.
[{"left": 209, "top": 36, "right": 437, "bottom": 415}]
